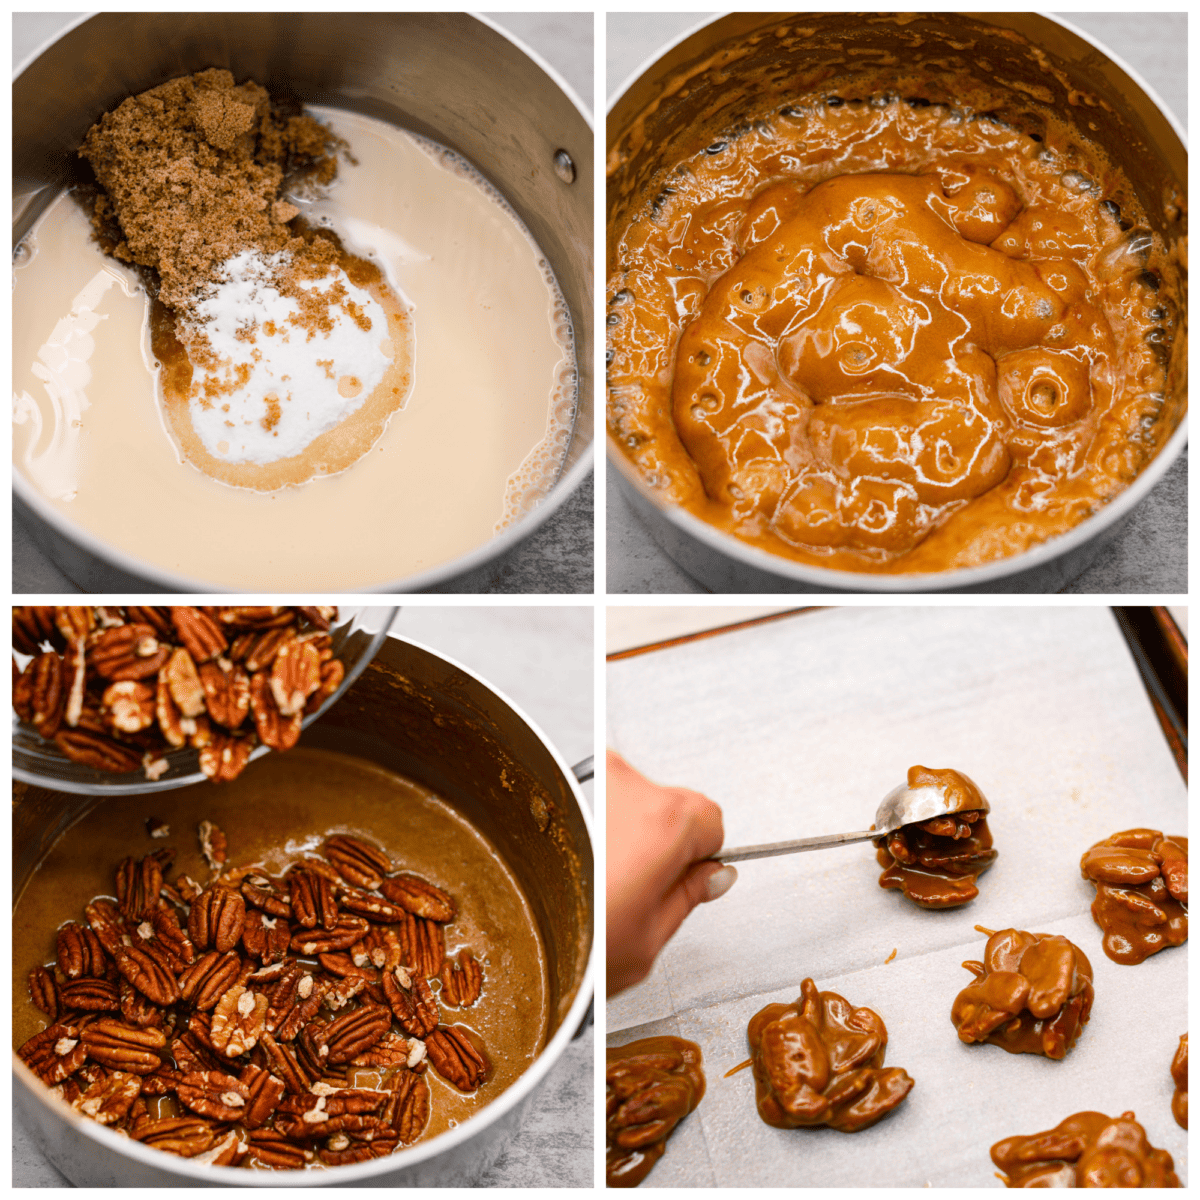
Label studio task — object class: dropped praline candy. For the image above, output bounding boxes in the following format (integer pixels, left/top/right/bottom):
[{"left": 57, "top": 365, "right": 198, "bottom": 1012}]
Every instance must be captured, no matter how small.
[
  {"left": 606, "top": 1036, "right": 705, "bottom": 1187},
  {"left": 1079, "top": 828, "right": 1187, "bottom": 964},
  {"left": 991, "top": 1110, "right": 1180, "bottom": 1187},
  {"left": 873, "top": 765, "right": 997, "bottom": 908},
  {"left": 747, "top": 978, "right": 913, "bottom": 1131},
  {"left": 951, "top": 925, "right": 1093, "bottom": 1060}
]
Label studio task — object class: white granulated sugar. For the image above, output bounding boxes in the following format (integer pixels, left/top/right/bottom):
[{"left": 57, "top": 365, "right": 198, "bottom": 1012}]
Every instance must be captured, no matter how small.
[{"left": 186, "top": 249, "right": 390, "bottom": 464}]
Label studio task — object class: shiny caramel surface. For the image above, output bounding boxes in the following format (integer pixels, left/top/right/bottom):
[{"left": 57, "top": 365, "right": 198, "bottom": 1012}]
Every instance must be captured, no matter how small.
[
  {"left": 607, "top": 97, "right": 1176, "bottom": 573},
  {"left": 13, "top": 748, "right": 549, "bottom": 1148},
  {"left": 606, "top": 1035, "right": 704, "bottom": 1187}
]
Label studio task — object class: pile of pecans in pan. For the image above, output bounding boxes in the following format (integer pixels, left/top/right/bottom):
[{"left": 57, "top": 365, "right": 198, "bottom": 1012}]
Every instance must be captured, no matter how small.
[
  {"left": 19, "top": 822, "right": 488, "bottom": 1169},
  {"left": 13, "top": 606, "right": 346, "bottom": 782}
]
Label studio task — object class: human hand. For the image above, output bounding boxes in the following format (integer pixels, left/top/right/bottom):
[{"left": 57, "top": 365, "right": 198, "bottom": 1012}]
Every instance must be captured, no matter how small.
[{"left": 607, "top": 750, "right": 738, "bottom": 996}]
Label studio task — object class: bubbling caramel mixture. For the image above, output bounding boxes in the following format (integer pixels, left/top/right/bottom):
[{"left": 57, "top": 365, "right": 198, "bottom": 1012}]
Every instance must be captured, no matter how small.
[{"left": 607, "top": 97, "right": 1176, "bottom": 573}]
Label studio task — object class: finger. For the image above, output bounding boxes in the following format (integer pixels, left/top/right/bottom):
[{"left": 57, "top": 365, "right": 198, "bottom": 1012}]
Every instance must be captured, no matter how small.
[{"left": 651, "top": 861, "right": 738, "bottom": 951}]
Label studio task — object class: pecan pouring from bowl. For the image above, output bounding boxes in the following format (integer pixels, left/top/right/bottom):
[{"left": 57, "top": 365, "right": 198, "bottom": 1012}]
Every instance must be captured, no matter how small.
[
  {"left": 951, "top": 926, "right": 1093, "bottom": 1060},
  {"left": 606, "top": 1036, "right": 705, "bottom": 1187},
  {"left": 12, "top": 605, "right": 342, "bottom": 783},
  {"left": 747, "top": 978, "right": 913, "bottom": 1132}
]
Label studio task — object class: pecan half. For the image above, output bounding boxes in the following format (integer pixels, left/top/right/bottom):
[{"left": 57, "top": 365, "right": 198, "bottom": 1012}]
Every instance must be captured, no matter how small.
[
  {"left": 162, "top": 647, "right": 206, "bottom": 718},
  {"left": 351, "top": 1029, "right": 411, "bottom": 1068},
  {"left": 172, "top": 607, "right": 227, "bottom": 663},
  {"left": 103, "top": 680, "right": 156, "bottom": 734},
  {"left": 13, "top": 605, "right": 62, "bottom": 655},
  {"left": 55, "top": 605, "right": 94, "bottom": 644},
  {"left": 336, "top": 883, "right": 406, "bottom": 923},
  {"left": 295, "top": 605, "right": 338, "bottom": 631},
  {"left": 231, "top": 626, "right": 295, "bottom": 672},
  {"left": 239, "top": 1063, "right": 287, "bottom": 1129},
  {"left": 397, "top": 912, "right": 445, "bottom": 977},
  {"left": 80, "top": 1019, "right": 167, "bottom": 1075},
  {"left": 18, "top": 1022, "right": 88, "bottom": 1084},
  {"left": 116, "top": 854, "right": 164, "bottom": 922},
  {"left": 29, "top": 965, "right": 59, "bottom": 1020},
  {"left": 248, "top": 669, "right": 303, "bottom": 751},
  {"left": 179, "top": 951, "right": 243, "bottom": 1011},
  {"left": 380, "top": 873, "right": 455, "bottom": 923},
  {"left": 17, "top": 652, "right": 66, "bottom": 738},
  {"left": 198, "top": 732, "right": 254, "bottom": 783},
  {"left": 270, "top": 638, "right": 322, "bottom": 716},
  {"left": 198, "top": 820, "right": 228, "bottom": 873},
  {"left": 147, "top": 901, "right": 196, "bottom": 969},
  {"left": 383, "top": 969, "right": 440, "bottom": 1037},
  {"left": 119, "top": 978, "right": 165, "bottom": 1028},
  {"left": 84, "top": 900, "right": 129, "bottom": 958},
  {"left": 426, "top": 1026, "right": 489, "bottom": 1091},
  {"left": 76, "top": 1070, "right": 142, "bottom": 1125},
  {"left": 210, "top": 985, "right": 269, "bottom": 1057},
  {"left": 305, "top": 658, "right": 345, "bottom": 715},
  {"left": 199, "top": 659, "right": 251, "bottom": 730},
  {"left": 55, "top": 728, "right": 142, "bottom": 774},
  {"left": 243, "top": 910, "right": 291, "bottom": 965},
  {"left": 385, "top": 1071, "right": 431, "bottom": 1144},
  {"left": 291, "top": 914, "right": 370, "bottom": 956},
  {"left": 289, "top": 868, "right": 338, "bottom": 930},
  {"left": 60, "top": 977, "right": 122, "bottom": 1012},
  {"left": 246, "top": 1129, "right": 314, "bottom": 1169},
  {"left": 114, "top": 945, "right": 180, "bottom": 1006},
  {"left": 217, "top": 606, "right": 294, "bottom": 631},
  {"left": 440, "top": 950, "right": 483, "bottom": 1008},
  {"left": 125, "top": 605, "right": 173, "bottom": 639},
  {"left": 325, "top": 1004, "right": 393, "bottom": 1065},
  {"left": 90, "top": 624, "right": 170, "bottom": 681},
  {"left": 259, "top": 1030, "right": 315, "bottom": 1095},
  {"left": 134, "top": 1116, "right": 216, "bottom": 1157},
  {"left": 324, "top": 835, "right": 392, "bottom": 890},
  {"left": 242, "top": 875, "right": 292, "bottom": 917},
  {"left": 188, "top": 886, "right": 246, "bottom": 953},
  {"left": 176, "top": 1069, "right": 252, "bottom": 1122},
  {"left": 56, "top": 921, "right": 108, "bottom": 979}
]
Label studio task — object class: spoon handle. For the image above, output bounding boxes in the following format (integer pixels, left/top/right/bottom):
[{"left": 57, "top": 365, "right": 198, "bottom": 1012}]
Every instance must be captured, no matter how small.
[{"left": 714, "top": 828, "right": 880, "bottom": 863}]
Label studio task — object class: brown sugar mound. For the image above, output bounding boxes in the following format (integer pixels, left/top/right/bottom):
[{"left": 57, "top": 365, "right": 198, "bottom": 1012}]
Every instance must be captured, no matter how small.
[{"left": 79, "top": 68, "right": 336, "bottom": 315}]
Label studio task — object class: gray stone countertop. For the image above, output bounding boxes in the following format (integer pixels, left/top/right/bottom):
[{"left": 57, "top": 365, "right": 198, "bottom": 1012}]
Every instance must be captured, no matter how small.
[
  {"left": 13, "top": 607, "right": 595, "bottom": 1187},
  {"left": 606, "top": 13, "right": 1186, "bottom": 595},
  {"left": 12, "top": 12, "right": 594, "bottom": 596}
]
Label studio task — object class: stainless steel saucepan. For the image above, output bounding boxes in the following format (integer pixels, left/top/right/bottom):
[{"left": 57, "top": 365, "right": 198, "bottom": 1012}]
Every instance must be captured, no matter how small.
[
  {"left": 14, "top": 12, "right": 593, "bottom": 592},
  {"left": 13, "top": 632, "right": 594, "bottom": 1185}
]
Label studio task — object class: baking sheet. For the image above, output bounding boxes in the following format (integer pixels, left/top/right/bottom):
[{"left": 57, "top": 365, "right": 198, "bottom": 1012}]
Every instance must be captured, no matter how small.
[{"left": 607, "top": 607, "right": 1188, "bottom": 1187}]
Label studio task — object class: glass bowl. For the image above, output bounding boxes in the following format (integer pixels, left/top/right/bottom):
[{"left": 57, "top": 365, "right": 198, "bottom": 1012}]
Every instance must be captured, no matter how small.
[{"left": 12, "top": 605, "right": 399, "bottom": 794}]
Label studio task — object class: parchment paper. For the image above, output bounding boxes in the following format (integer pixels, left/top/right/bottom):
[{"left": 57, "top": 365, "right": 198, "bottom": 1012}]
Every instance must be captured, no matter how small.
[{"left": 607, "top": 607, "right": 1188, "bottom": 1187}]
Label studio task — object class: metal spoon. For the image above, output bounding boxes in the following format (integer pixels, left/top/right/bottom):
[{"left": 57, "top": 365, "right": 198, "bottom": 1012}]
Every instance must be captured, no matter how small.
[{"left": 713, "top": 776, "right": 990, "bottom": 864}]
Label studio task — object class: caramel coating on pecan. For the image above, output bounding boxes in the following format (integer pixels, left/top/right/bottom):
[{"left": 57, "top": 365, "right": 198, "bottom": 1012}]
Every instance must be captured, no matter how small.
[
  {"left": 952, "top": 926, "right": 1093, "bottom": 1059},
  {"left": 1080, "top": 828, "right": 1188, "bottom": 964},
  {"left": 991, "top": 1110, "right": 1180, "bottom": 1187},
  {"left": 1171, "top": 1034, "right": 1187, "bottom": 1130},
  {"left": 873, "top": 766, "right": 997, "bottom": 908},
  {"left": 748, "top": 979, "right": 913, "bottom": 1132},
  {"left": 606, "top": 1035, "right": 705, "bottom": 1188}
]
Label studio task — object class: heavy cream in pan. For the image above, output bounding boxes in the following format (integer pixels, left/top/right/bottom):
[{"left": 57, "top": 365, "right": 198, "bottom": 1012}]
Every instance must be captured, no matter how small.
[{"left": 13, "top": 108, "right": 576, "bottom": 589}]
